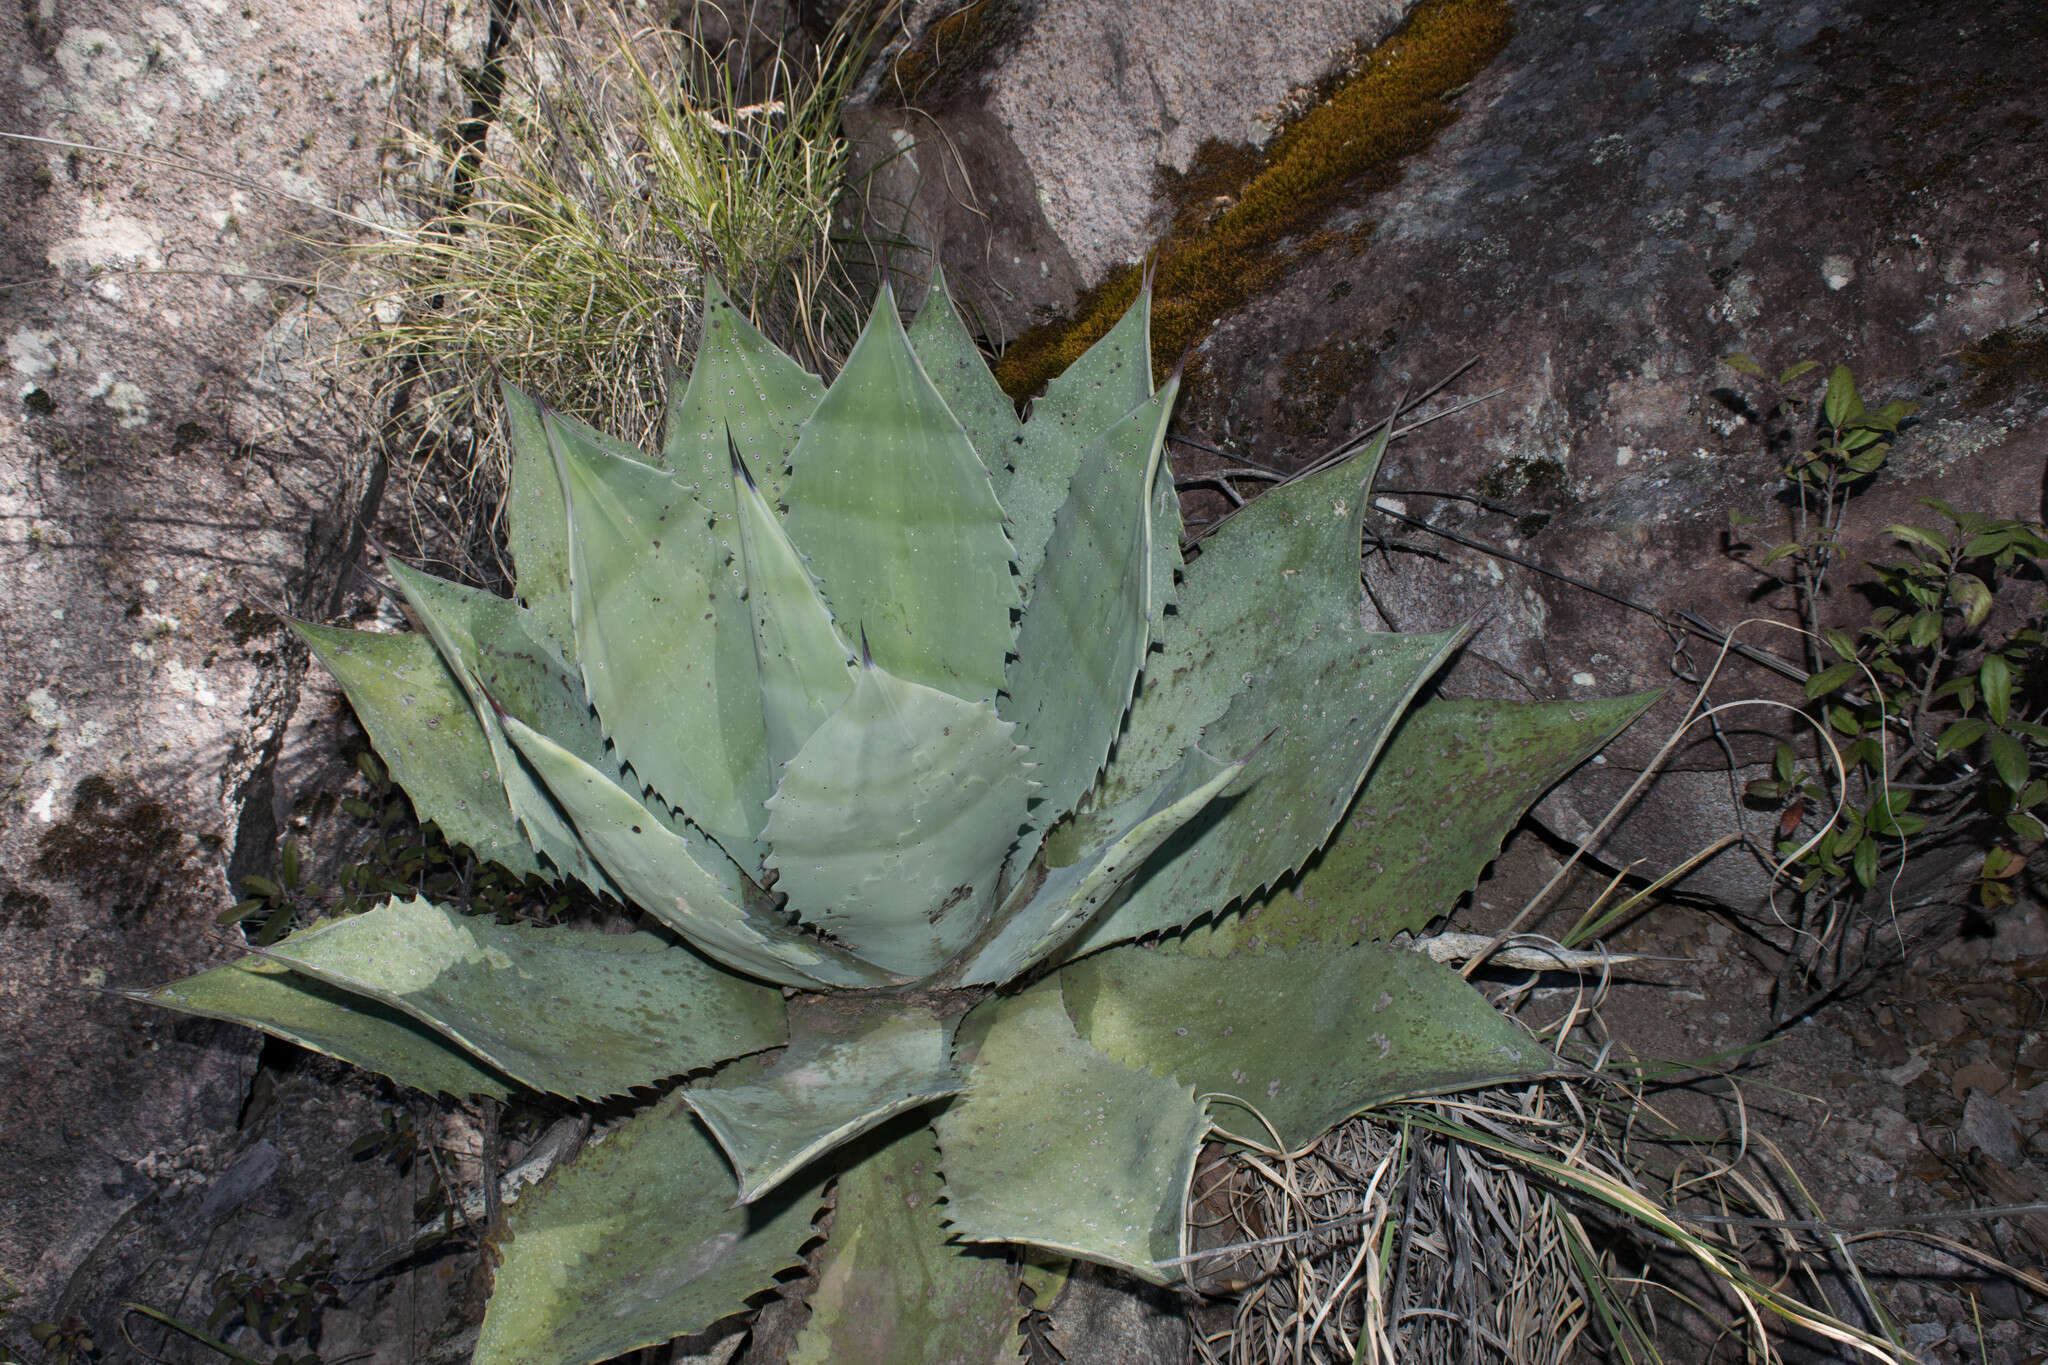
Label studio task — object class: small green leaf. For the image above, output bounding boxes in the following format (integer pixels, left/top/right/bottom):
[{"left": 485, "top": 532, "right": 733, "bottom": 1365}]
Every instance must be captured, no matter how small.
[
  {"left": 2006, "top": 812, "right": 2048, "bottom": 841},
  {"left": 1950, "top": 574, "right": 1993, "bottom": 630},
  {"left": 1775, "top": 741, "right": 1797, "bottom": 783},
  {"left": 1937, "top": 718, "right": 1987, "bottom": 757},
  {"left": 1853, "top": 834, "right": 1878, "bottom": 887},
  {"left": 1823, "top": 365, "right": 1864, "bottom": 426},
  {"left": 1988, "top": 730, "right": 2028, "bottom": 791},
  {"left": 1761, "top": 542, "right": 1800, "bottom": 566},
  {"left": 1828, "top": 704, "right": 1863, "bottom": 737},
  {"left": 1778, "top": 360, "right": 1819, "bottom": 384},
  {"left": 1723, "top": 352, "right": 1764, "bottom": 377},
  {"left": 1983, "top": 654, "right": 2013, "bottom": 726},
  {"left": 1908, "top": 611, "right": 1943, "bottom": 648},
  {"left": 1804, "top": 661, "right": 1859, "bottom": 698},
  {"left": 1883, "top": 524, "right": 1949, "bottom": 556}
]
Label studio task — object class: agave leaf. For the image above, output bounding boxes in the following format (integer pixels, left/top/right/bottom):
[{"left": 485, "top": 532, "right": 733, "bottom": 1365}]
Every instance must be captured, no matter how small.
[
  {"left": 548, "top": 409, "right": 771, "bottom": 862},
  {"left": 763, "top": 663, "right": 1034, "bottom": 978},
  {"left": 1004, "top": 280, "right": 1153, "bottom": 591},
  {"left": 137, "top": 956, "right": 515, "bottom": 1100},
  {"left": 1147, "top": 447, "right": 1185, "bottom": 629},
  {"left": 933, "top": 979, "right": 1208, "bottom": 1285},
  {"left": 684, "top": 997, "right": 959, "bottom": 1204},
  {"left": 1004, "top": 375, "right": 1179, "bottom": 866},
  {"left": 382, "top": 561, "right": 616, "bottom": 896},
  {"left": 500, "top": 380, "right": 575, "bottom": 663},
  {"left": 951, "top": 747, "right": 1242, "bottom": 987},
  {"left": 1088, "top": 432, "right": 1392, "bottom": 807},
  {"left": 1064, "top": 441, "right": 1468, "bottom": 956},
  {"left": 788, "top": 1125, "right": 1025, "bottom": 1365},
  {"left": 1061, "top": 937, "right": 1552, "bottom": 1150},
  {"left": 290, "top": 622, "right": 540, "bottom": 879},
  {"left": 782, "top": 280, "right": 1016, "bottom": 700},
  {"left": 1240, "top": 694, "right": 1662, "bottom": 946},
  {"left": 259, "top": 898, "right": 785, "bottom": 1101},
  {"left": 906, "top": 264, "right": 1025, "bottom": 502},
  {"left": 731, "top": 442, "right": 856, "bottom": 772},
  {"left": 477, "top": 1072, "right": 826, "bottom": 1365},
  {"left": 497, "top": 714, "right": 896, "bottom": 990},
  {"left": 383, "top": 561, "right": 608, "bottom": 765},
  {"left": 663, "top": 274, "right": 825, "bottom": 510}
]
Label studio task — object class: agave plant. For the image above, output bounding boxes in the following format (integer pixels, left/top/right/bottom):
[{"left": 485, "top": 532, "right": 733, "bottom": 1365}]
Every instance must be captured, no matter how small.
[{"left": 143, "top": 271, "right": 1650, "bottom": 1363}]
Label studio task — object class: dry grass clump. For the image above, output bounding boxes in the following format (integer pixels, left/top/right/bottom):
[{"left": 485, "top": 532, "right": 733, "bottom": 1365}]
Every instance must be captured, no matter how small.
[
  {"left": 358, "top": 5, "right": 874, "bottom": 575},
  {"left": 1187, "top": 972, "right": 1915, "bottom": 1364}
]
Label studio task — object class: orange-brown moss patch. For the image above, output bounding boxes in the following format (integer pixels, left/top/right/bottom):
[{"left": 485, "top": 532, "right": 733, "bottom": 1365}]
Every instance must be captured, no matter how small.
[{"left": 993, "top": 0, "right": 1513, "bottom": 399}]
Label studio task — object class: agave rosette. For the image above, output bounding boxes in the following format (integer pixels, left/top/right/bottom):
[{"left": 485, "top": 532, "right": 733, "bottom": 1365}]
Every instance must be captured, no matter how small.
[{"left": 142, "top": 271, "right": 1652, "bottom": 1363}]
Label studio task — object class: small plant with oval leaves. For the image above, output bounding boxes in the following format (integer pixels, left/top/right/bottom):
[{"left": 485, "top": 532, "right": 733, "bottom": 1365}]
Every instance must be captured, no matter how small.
[{"left": 142, "top": 273, "right": 1651, "bottom": 1363}]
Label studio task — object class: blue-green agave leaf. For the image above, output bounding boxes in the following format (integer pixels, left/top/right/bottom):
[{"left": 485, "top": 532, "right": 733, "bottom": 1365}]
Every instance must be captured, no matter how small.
[
  {"left": 684, "top": 998, "right": 960, "bottom": 1204},
  {"left": 500, "top": 381, "right": 576, "bottom": 663},
  {"left": 951, "top": 747, "right": 1242, "bottom": 987},
  {"left": 933, "top": 979, "right": 1208, "bottom": 1285},
  {"left": 1147, "top": 446, "right": 1185, "bottom": 629},
  {"left": 477, "top": 1074, "right": 826, "bottom": 1365},
  {"left": 1004, "top": 280, "right": 1153, "bottom": 591},
  {"left": 782, "top": 281, "right": 1016, "bottom": 700},
  {"left": 788, "top": 1125, "right": 1025, "bottom": 1365},
  {"left": 1005, "top": 375, "right": 1179, "bottom": 868},
  {"left": 663, "top": 274, "right": 825, "bottom": 509},
  {"left": 382, "top": 560, "right": 615, "bottom": 896},
  {"left": 1060, "top": 936, "right": 1553, "bottom": 1150},
  {"left": 1086, "top": 433, "right": 1393, "bottom": 809},
  {"left": 906, "top": 264, "right": 1024, "bottom": 502},
  {"left": 136, "top": 957, "right": 515, "bottom": 1100},
  {"left": 290, "top": 621, "right": 540, "bottom": 879},
  {"left": 731, "top": 443, "right": 856, "bottom": 773},
  {"left": 1065, "top": 440, "right": 1469, "bottom": 956},
  {"left": 763, "top": 663, "right": 1034, "bottom": 978},
  {"left": 259, "top": 898, "right": 785, "bottom": 1101},
  {"left": 547, "top": 409, "right": 771, "bottom": 863},
  {"left": 1238, "top": 694, "right": 1662, "bottom": 947},
  {"left": 497, "top": 714, "right": 897, "bottom": 990}
]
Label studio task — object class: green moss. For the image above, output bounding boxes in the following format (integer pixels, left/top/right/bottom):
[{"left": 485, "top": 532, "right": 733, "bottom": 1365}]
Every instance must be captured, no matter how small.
[
  {"left": 1962, "top": 326, "right": 2048, "bottom": 409},
  {"left": 994, "top": 0, "right": 1514, "bottom": 399}
]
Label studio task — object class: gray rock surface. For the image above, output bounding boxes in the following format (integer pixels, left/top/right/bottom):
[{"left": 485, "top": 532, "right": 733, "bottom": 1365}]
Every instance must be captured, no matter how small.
[{"left": 0, "top": 0, "right": 481, "bottom": 1338}]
